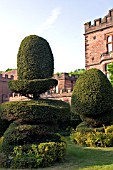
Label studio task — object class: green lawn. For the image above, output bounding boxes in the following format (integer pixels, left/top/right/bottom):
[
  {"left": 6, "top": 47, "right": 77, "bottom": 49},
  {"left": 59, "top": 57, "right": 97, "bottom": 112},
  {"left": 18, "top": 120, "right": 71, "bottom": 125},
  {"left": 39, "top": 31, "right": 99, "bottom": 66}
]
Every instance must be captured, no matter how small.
[
  {"left": 0, "top": 137, "right": 113, "bottom": 170},
  {"left": 37, "top": 137, "right": 113, "bottom": 170}
]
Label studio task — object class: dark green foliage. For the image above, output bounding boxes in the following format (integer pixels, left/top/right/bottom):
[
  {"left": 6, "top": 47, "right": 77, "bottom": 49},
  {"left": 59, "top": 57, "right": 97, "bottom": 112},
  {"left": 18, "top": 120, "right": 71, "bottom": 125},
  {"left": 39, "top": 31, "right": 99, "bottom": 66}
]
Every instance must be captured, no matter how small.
[
  {"left": 1, "top": 99, "right": 70, "bottom": 154},
  {"left": 8, "top": 78, "right": 58, "bottom": 96},
  {"left": 9, "top": 35, "right": 57, "bottom": 99},
  {"left": 10, "top": 142, "right": 66, "bottom": 169},
  {"left": 17, "top": 35, "right": 54, "bottom": 80},
  {"left": 0, "top": 35, "right": 70, "bottom": 167},
  {"left": 76, "top": 122, "right": 105, "bottom": 133},
  {"left": 71, "top": 68, "right": 113, "bottom": 126},
  {"left": 69, "top": 68, "right": 85, "bottom": 78},
  {"left": 2, "top": 121, "right": 61, "bottom": 155},
  {"left": 80, "top": 112, "right": 113, "bottom": 127},
  {"left": 0, "top": 99, "right": 70, "bottom": 122},
  {"left": 5, "top": 68, "right": 15, "bottom": 72},
  {"left": 0, "top": 152, "right": 7, "bottom": 168},
  {"left": 0, "top": 119, "right": 11, "bottom": 137}
]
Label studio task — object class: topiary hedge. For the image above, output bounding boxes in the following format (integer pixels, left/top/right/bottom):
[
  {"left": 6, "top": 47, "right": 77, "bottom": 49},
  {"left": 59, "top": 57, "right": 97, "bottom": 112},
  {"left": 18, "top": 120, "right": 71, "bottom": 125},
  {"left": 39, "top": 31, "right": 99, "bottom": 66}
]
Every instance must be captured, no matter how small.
[
  {"left": 17, "top": 35, "right": 54, "bottom": 80},
  {"left": 2, "top": 121, "right": 61, "bottom": 155},
  {"left": 0, "top": 35, "right": 71, "bottom": 168},
  {"left": 10, "top": 141, "right": 67, "bottom": 169},
  {"left": 0, "top": 118, "right": 11, "bottom": 137},
  {"left": 71, "top": 68, "right": 113, "bottom": 126},
  {"left": 0, "top": 99, "right": 70, "bottom": 122},
  {"left": 8, "top": 78, "right": 58, "bottom": 96}
]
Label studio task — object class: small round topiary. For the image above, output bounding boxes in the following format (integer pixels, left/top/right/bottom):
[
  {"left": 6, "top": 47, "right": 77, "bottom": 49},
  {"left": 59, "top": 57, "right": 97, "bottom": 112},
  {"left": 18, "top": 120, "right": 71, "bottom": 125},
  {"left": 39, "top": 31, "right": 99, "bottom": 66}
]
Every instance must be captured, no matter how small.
[
  {"left": 71, "top": 68, "right": 113, "bottom": 126},
  {"left": 17, "top": 35, "right": 54, "bottom": 80}
]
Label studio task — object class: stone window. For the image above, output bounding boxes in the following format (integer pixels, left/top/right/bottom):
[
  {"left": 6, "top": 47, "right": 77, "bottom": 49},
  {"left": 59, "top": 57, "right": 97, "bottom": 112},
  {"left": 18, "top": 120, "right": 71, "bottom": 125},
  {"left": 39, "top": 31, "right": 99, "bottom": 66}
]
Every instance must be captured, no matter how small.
[{"left": 106, "top": 34, "right": 113, "bottom": 53}]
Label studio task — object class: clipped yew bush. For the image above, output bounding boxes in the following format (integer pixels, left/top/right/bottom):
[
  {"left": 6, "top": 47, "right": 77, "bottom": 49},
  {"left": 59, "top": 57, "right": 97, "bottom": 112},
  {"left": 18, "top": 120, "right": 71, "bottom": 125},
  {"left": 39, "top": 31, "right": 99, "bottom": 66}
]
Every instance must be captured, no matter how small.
[
  {"left": 0, "top": 35, "right": 70, "bottom": 168},
  {"left": 17, "top": 35, "right": 54, "bottom": 80},
  {"left": 71, "top": 68, "right": 113, "bottom": 127}
]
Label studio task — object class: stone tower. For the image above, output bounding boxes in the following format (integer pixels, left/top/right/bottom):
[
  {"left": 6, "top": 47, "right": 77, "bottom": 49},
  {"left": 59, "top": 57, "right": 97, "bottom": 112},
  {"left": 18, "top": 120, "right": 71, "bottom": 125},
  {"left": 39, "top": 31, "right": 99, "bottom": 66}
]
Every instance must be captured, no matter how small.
[{"left": 84, "top": 8, "right": 113, "bottom": 76}]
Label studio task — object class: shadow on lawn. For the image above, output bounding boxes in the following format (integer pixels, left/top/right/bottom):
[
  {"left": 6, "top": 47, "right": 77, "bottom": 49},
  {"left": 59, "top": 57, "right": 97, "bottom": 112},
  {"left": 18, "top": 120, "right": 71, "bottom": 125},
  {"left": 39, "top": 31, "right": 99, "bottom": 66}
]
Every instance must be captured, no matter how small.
[
  {"left": 38, "top": 139, "right": 113, "bottom": 170},
  {"left": 1, "top": 139, "right": 113, "bottom": 170}
]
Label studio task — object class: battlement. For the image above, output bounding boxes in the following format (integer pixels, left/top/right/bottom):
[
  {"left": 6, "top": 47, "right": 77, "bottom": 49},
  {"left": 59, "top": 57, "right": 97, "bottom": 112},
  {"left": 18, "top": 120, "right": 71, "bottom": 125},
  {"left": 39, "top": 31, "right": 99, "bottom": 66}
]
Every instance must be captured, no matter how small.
[
  {"left": 84, "top": 8, "right": 113, "bottom": 34},
  {"left": 54, "top": 73, "right": 77, "bottom": 81},
  {"left": 0, "top": 74, "right": 14, "bottom": 81}
]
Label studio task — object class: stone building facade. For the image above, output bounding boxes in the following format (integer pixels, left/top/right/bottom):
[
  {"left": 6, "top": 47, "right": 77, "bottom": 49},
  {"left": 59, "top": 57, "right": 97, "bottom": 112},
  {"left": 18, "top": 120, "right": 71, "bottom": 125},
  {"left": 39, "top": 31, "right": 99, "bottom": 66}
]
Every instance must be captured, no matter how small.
[
  {"left": 84, "top": 8, "right": 113, "bottom": 76},
  {"left": 54, "top": 73, "right": 77, "bottom": 93},
  {"left": 0, "top": 74, "right": 14, "bottom": 103},
  {"left": 0, "top": 70, "right": 77, "bottom": 103}
]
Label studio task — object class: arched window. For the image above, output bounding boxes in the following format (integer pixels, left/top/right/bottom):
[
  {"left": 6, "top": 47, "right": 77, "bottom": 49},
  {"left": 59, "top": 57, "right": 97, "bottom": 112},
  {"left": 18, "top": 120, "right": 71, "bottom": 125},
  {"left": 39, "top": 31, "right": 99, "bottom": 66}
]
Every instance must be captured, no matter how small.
[{"left": 107, "top": 35, "right": 113, "bottom": 53}]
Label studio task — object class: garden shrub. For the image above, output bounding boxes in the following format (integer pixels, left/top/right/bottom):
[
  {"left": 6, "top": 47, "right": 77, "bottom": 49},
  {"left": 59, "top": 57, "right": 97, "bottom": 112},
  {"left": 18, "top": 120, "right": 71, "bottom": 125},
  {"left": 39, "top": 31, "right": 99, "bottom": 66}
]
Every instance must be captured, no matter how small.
[
  {"left": 71, "top": 68, "right": 113, "bottom": 127},
  {"left": 76, "top": 122, "right": 105, "bottom": 133},
  {"left": 0, "top": 99, "right": 70, "bottom": 122},
  {"left": 0, "top": 152, "right": 7, "bottom": 168},
  {"left": 10, "top": 141, "right": 67, "bottom": 169},
  {"left": 0, "top": 137, "right": 4, "bottom": 150},
  {"left": 0, "top": 118, "right": 11, "bottom": 137},
  {"left": 0, "top": 35, "right": 71, "bottom": 168},
  {"left": 70, "top": 131, "right": 87, "bottom": 146},
  {"left": 105, "top": 125, "right": 113, "bottom": 133},
  {"left": 2, "top": 121, "right": 62, "bottom": 155},
  {"left": 71, "top": 125, "right": 113, "bottom": 147},
  {"left": 9, "top": 78, "right": 58, "bottom": 96},
  {"left": 85, "top": 132, "right": 113, "bottom": 147},
  {"left": 17, "top": 35, "right": 54, "bottom": 80}
]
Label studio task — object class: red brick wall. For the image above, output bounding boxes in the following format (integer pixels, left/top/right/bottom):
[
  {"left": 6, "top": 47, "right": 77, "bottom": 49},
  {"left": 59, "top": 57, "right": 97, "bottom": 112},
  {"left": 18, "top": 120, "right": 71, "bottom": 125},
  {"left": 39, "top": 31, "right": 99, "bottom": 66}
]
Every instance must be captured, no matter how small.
[
  {"left": 54, "top": 73, "right": 77, "bottom": 93},
  {"left": 0, "top": 74, "right": 13, "bottom": 103},
  {"left": 84, "top": 8, "right": 113, "bottom": 73}
]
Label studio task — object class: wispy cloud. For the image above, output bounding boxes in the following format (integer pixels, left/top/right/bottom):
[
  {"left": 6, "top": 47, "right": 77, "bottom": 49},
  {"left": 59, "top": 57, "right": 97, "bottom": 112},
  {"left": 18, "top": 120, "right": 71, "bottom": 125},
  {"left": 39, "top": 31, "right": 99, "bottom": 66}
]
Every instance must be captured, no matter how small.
[{"left": 36, "top": 7, "right": 61, "bottom": 34}]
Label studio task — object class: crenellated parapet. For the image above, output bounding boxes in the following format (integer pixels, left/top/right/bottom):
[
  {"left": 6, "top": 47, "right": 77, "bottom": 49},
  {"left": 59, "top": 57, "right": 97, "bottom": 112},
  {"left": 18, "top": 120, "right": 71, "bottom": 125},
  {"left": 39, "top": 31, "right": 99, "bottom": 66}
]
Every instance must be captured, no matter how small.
[
  {"left": 54, "top": 73, "right": 77, "bottom": 80},
  {"left": 84, "top": 8, "right": 113, "bottom": 34},
  {"left": 0, "top": 74, "right": 14, "bottom": 81}
]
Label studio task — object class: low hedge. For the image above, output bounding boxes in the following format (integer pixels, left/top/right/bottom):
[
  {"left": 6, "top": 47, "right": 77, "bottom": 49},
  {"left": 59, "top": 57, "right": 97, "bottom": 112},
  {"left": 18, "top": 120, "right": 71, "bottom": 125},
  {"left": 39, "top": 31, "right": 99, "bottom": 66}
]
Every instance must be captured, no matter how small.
[
  {"left": 71, "top": 124, "right": 113, "bottom": 147},
  {"left": 2, "top": 121, "right": 61, "bottom": 155},
  {"left": 8, "top": 78, "right": 58, "bottom": 95},
  {"left": 0, "top": 99, "right": 70, "bottom": 123},
  {"left": 10, "top": 141, "right": 67, "bottom": 169}
]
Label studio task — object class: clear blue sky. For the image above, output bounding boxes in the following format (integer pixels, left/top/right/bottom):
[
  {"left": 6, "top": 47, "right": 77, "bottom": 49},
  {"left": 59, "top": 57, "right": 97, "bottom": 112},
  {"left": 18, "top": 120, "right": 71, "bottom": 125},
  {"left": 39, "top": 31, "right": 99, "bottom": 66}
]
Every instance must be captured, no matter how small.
[{"left": 0, "top": 0, "right": 113, "bottom": 73}]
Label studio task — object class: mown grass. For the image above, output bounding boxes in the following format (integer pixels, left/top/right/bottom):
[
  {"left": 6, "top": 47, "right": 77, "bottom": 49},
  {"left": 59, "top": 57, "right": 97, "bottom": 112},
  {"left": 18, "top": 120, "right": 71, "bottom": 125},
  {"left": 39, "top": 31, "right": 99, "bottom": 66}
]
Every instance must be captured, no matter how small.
[
  {"left": 37, "top": 137, "right": 113, "bottom": 170},
  {"left": 0, "top": 137, "right": 113, "bottom": 170}
]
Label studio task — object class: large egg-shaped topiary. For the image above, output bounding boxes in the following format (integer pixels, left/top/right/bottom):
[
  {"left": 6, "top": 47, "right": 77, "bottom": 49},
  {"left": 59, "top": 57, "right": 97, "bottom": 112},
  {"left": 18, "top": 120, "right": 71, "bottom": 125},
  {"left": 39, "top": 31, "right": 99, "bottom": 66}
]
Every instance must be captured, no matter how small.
[
  {"left": 71, "top": 68, "right": 113, "bottom": 126},
  {"left": 17, "top": 35, "right": 54, "bottom": 80}
]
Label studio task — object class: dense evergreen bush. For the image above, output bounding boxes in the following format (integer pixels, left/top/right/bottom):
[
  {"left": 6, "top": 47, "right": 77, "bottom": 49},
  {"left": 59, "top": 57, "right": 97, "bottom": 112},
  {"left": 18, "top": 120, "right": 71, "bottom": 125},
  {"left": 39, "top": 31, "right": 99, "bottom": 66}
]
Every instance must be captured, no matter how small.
[
  {"left": 2, "top": 121, "right": 61, "bottom": 155},
  {"left": 76, "top": 122, "right": 105, "bottom": 133},
  {"left": 0, "top": 35, "right": 71, "bottom": 168},
  {"left": 71, "top": 68, "right": 113, "bottom": 126},
  {"left": 0, "top": 100, "right": 70, "bottom": 122},
  {"left": 17, "top": 35, "right": 54, "bottom": 80},
  {"left": 8, "top": 78, "right": 57, "bottom": 97},
  {"left": 0, "top": 119, "right": 11, "bottom": 137}
]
